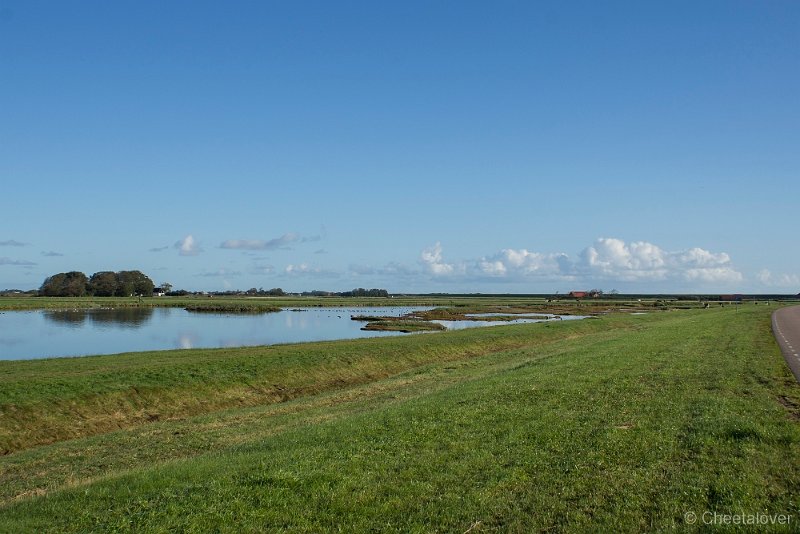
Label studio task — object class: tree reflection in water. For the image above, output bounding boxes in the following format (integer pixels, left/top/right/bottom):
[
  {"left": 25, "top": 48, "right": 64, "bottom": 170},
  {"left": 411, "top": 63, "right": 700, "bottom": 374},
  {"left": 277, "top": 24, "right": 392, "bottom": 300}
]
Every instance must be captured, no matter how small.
[{"left": 43, "top": 308, "right": 155, "bottom": 328}]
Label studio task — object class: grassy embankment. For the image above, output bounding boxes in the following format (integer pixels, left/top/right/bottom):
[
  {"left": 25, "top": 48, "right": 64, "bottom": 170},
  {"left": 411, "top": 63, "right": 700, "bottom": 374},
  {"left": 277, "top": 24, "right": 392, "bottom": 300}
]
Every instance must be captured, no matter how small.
[{"left": 1, "top": 306, "right": 799, "bottom": 531}]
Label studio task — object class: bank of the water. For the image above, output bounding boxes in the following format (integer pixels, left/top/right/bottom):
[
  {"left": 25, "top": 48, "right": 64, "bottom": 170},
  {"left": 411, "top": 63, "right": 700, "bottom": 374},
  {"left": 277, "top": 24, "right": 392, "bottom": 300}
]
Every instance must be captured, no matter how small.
[{"left": 0, "top": 314, "right": 616, "bottom": 454}]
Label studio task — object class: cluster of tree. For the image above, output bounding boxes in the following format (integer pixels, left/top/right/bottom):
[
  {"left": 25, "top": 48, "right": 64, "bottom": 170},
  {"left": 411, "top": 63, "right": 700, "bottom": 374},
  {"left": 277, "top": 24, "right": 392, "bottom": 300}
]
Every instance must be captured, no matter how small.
[
  {"left": 39, "top": 270, "right": 156, "bottom": 297},
  {"left": 208, "top": 288, "right": 286, "bottom": 297},
  {"left": 300, "top": 288, "right": 389, "bottom": 297},
  {"left": 167, "top": 289, "right": 191, "bottom": 296},
  {"left": 245, "top": 287, "right": 286, "bottom": 296},
  {"left": 342, "top": 288, "right": 389, "bottom": 297}
]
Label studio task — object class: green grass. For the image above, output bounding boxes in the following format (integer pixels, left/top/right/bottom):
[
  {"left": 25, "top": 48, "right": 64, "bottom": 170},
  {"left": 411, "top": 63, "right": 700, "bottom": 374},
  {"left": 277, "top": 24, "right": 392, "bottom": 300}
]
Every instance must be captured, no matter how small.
[
  {"left": 0, "top": 316, "right": 609, "bottom": 453},
  {"left": 1, "top": 306, "right": 799, "bottom": 532},
  {"left": 350, "top": 315, "right": 447, "bottom": 332},
  {"left": 0, "top": 295, "right": 554, "bottom": 311},
  {"left": 0, "top": 294, "right": 741, "bottom": 312}
]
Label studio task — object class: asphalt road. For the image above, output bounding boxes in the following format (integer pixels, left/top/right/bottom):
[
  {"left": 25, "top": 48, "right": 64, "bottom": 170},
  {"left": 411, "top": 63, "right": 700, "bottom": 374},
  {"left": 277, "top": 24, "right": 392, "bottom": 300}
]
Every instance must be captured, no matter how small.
[{"left": 773, "top": 305, "right": 800, "bottom": 383}]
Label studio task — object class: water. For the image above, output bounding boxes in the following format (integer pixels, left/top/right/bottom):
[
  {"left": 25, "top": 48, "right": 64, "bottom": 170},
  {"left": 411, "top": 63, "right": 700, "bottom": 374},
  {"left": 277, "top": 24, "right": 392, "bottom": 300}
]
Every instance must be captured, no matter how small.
[
  {"left": 0, "top": 307, "right": 430, "bottom": 360},
  {"left": 433, "top": 314, "right": 588, "bottom": 330},
  {"left": 0, "top": 307, "right": 590, "bottom": 360}
]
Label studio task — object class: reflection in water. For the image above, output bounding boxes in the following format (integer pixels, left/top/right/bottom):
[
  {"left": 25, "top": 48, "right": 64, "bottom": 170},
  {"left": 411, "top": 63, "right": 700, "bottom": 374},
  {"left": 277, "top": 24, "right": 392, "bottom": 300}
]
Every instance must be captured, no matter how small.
[
  {"left": 285, "top": 313, "right": 310, "bottom": 330},
  {"left": 43, "top": 308, "right": 155, "bottom": 328},
  {"left": 43, "top": 310, "right": 88, "bottom": 326},
  {"left": 178, "top": 333, "right": 197, "bottom": 349},
  {"left": 432, "top": 318, "right": 542, "bottom": 330}
]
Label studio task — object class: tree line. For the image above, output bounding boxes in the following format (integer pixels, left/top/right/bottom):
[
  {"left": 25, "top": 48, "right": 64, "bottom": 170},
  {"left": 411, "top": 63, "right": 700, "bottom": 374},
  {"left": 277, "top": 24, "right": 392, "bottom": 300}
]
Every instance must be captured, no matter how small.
[
  {"left": 39, "top": 271, "right": 156, "bottom": 297},
  {"left": 300, "top": 288, "right": 389, "bottom": 297}
]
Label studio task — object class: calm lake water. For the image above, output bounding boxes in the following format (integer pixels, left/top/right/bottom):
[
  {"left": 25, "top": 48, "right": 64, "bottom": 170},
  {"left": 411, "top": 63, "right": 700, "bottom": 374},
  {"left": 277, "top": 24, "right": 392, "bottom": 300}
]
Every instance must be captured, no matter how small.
[
  {"left": 0, "top": 307, "right": 584, "bottom": 360},
  {"left": 0, "top": 307, "right": 433, "bottom": 360}
]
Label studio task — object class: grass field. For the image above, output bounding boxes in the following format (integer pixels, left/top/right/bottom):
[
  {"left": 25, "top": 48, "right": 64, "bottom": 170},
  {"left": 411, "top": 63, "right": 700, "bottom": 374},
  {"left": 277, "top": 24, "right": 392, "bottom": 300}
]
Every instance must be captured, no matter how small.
[
  {"left": 0, "top": 295, "right": 495, "bottom": 310},
  {"left": 1, "top": 305, "right": 799, "bottom": 531},
  {"left": 0, "top": 294, "right": 708, "bottom": 312}
]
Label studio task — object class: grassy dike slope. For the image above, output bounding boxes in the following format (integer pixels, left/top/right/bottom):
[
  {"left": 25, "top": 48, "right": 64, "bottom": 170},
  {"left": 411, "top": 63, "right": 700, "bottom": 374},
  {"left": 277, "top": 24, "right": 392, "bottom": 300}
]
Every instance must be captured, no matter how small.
[{"left": 1, "top": 307, "right": 799, "bottom": 532}]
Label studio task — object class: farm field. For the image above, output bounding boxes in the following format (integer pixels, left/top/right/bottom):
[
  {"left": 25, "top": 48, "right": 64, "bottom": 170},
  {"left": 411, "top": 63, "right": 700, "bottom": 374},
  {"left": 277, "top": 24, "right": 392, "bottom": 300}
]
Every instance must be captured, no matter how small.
[{"left": 1, "top": 305, "right": 799, "bottom": 531}]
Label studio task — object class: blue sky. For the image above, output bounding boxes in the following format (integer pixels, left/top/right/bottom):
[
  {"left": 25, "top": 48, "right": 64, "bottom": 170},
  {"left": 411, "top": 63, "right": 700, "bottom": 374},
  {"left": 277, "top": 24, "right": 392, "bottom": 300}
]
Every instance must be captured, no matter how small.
[{"left": 1, "top": 1, "right": 798, "bottom": 293}]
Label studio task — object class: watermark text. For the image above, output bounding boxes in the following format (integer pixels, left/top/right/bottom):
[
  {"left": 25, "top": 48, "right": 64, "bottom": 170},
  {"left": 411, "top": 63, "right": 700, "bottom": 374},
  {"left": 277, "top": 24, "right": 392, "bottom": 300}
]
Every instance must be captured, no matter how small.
[{"left": 685, "top": 511, "right": 792, "bottom": 526}]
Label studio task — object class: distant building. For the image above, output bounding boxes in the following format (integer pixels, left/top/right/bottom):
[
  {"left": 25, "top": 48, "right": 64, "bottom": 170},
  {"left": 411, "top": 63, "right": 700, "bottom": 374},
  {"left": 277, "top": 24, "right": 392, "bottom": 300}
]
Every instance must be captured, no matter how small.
[{"left": 569, "top": 291, "right": 588, "bottom": 298}]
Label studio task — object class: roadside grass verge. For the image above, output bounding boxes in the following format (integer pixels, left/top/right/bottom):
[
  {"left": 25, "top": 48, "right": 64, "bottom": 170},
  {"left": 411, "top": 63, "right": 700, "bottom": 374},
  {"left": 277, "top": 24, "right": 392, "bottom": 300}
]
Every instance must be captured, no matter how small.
[{"left": 0, "top": 306, "right": 798, "bottom": 531}]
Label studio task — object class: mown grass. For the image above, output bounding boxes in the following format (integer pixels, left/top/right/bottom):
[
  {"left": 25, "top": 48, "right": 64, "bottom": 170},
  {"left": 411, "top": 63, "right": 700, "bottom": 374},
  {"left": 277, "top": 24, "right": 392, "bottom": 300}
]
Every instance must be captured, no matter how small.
[{"left": 1, "top": 306, "right": 799, "bottom": 532}]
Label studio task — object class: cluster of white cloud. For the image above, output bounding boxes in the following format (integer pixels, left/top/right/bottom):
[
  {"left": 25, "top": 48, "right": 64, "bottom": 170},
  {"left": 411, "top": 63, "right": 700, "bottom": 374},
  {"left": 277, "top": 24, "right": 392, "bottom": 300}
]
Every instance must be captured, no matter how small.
[
  {"left": 151, "top": 233, "right": 796, "bottom": 291},
  {"left": 420, "top": 237, "right": 743, "bottom": 285},
  {"left": 478, "top": 249, "right": 571, "bottom": 278},
  {"left": 160, "top": 232, "right": 322, "bottom": 257},
  {"left": 579, "top": 238, "right": 742, "bottom": 283}
]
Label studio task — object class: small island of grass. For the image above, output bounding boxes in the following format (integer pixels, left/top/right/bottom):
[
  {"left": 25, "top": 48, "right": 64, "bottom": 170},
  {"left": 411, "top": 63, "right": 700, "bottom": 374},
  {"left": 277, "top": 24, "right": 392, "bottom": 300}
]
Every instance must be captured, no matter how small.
[
  {"left": 357, "top": 318, "right": 446, "bottom": 333},
  {"left": 184, "top": 303, "right": 281, "bottom": 313}
]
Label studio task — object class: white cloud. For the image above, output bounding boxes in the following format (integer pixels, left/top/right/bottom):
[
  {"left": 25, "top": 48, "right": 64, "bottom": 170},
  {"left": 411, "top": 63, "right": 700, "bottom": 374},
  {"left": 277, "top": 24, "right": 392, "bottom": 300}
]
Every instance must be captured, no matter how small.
[
  {"left": 757, "top": 269, "right": 800, "bottom": 288},
  {"left": 175, "top": 235, "right": 201, "bottom": 256},
  {"left": 420, "top": 242, "right": 460, "bottom": 276},
  {"left": 417, "top": 237, "right": 742, "bottom": 287},
  {"left": 285, "top": 263, "right": 312, "bottom": 274},
  {"left": 41, "top": 251, "right": 64, "bottom": 257},
  {"left": 284, "top": 263, "right": 338, "bottom": 277},
  {"left": 477, "top": 249, "right": 571, "bottom": 279},
  {"left": 220, "top": 233, "right": 322, "bottom": 251},
  {"left": 580, "top": 238, "right": 668, "bottom": 280},
  {"left": 579, "top": 238, "right": 741, "bottom": 284}
]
